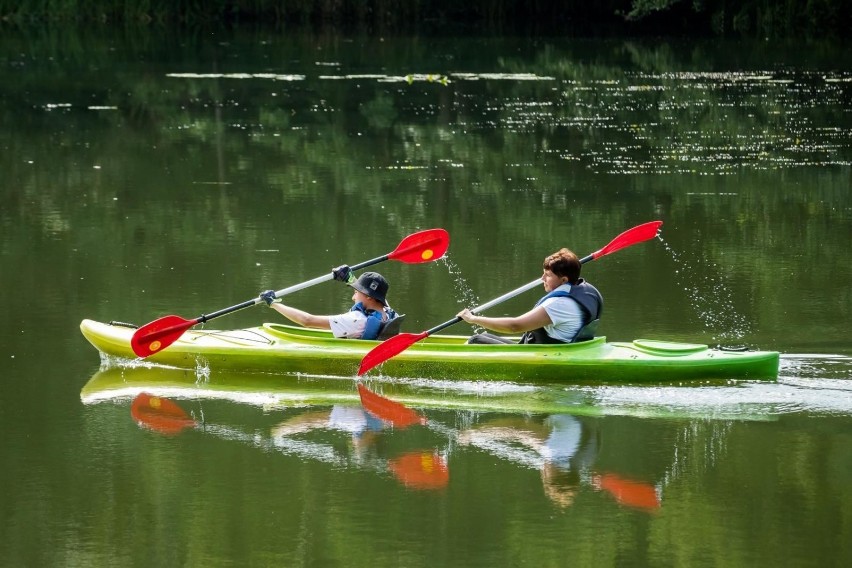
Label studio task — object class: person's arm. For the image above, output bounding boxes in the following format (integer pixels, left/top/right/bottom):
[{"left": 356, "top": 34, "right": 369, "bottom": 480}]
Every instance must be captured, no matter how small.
[
  {"left": 457, "top": 305, "right": 551, "bottom": 334},
  {"left": 269, "top": 303, "right": 331, "bottom": 330}
]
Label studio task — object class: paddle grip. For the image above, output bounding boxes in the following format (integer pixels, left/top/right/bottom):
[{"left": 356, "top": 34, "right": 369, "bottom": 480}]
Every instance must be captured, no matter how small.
[{"left": 425, "top": 317, "right": 463, "bottom": 336}]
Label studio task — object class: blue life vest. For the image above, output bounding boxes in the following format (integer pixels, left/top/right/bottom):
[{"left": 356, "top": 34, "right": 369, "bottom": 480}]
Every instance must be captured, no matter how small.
[
  {"left": 350, "top": 302, "right": 397, "bottom": 340},
  {"left": 522, "top": 279, "right": 603, "bottom": 344}
]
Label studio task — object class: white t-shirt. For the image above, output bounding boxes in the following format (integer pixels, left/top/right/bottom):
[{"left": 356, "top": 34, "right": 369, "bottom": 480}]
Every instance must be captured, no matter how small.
[
  {"left": 539, "top": 284, "right": 585, "bottom": 342},
  {"left": 329, "top": 310, "right": 369, "bottom": 339}
]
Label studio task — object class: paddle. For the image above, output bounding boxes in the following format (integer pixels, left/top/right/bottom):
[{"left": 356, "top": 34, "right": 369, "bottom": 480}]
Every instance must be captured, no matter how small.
[
  {"left": 358, "top": 220, "right": 662, "bottom": 376},
  {"left": 130, "top": 228, "right": 450, "bottom": 358}
]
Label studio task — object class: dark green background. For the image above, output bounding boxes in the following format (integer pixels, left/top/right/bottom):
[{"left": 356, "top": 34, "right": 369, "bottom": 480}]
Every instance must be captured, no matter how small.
[{"left": 1, "top": 27, "right": 850, "bottom": 567}]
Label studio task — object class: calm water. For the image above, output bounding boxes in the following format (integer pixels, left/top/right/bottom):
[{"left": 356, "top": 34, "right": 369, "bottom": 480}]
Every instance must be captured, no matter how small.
[{"left": 2, "top": 27, "right": 851, "bottom": 567}]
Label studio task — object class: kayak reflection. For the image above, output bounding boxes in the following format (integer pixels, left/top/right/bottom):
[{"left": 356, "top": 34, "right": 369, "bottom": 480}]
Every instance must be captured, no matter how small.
[{"left": 84, "top": 366, "right": 659, "bottom": 506}]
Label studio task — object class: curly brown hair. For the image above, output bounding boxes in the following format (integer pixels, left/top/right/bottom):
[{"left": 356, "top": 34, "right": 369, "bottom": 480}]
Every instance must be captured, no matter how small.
[{"left": 543, "top": 248, "right": 581, "bottom": 284}]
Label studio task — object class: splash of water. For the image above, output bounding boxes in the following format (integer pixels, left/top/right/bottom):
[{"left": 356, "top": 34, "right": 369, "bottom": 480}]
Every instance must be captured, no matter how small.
[
  {"left": 439, "top": 255, "right": 481, "bottom": 310},
  {"left": 195, "top": 359, "right": 211, "bottom": 384},
  {"left": 658, "top": 235, "right": 754, "bottom": 343}
]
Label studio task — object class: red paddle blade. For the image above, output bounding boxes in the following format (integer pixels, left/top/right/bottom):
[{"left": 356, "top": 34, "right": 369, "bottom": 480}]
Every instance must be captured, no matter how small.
[
  {"left": 388, "top": 228, "right": 449, "bottom": 264},
  {"left": 592, "top": 220, "right": 662, "bottom": 260},
  {"left": 131, "top": 393, "right": 196, "bottom": 435},
  {"left": 388, "top": 452, "right": 449, "bottom": 490},
  {"left": 358, "top": 332, "right": 428, "bottom": 376},
  {"left": 358, "top": 383, "right": 426, "bottom": 428},
  {"left": 592, "top": 473, "right": 661, "bottom": 511},
  {"left": 131, "top": 314, "right": 197, "bottom": 358}
]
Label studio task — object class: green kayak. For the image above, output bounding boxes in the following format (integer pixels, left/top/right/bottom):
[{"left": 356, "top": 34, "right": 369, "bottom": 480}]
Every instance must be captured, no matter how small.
[{"left": 80, "top": 319, "right": 779, "bottom": 383}]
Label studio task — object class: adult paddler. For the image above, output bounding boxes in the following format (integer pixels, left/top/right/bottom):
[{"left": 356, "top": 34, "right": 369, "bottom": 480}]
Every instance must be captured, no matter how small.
[{"left": 457, "top": 248, "right": 602, "bottom": 344}]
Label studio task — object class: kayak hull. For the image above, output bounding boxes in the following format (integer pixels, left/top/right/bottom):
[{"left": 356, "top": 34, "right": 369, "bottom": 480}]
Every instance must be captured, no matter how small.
[{"left": 79, "top": 319, "right": 779, "bottom": 383}]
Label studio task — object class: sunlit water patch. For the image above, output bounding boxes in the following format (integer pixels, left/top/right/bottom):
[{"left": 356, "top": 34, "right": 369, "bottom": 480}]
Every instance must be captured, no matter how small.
[
  {"left": 80, "top": 384, "right": 298, "bottom": 408},
  {"left": 166, "top": 72, "right": 305, "bottom": 81},
  {"left": 488, "top": 70, "right": 852, "bottom": 175},
  {"left": 159, "top": 66, "right": 850, "bottom": 176},
  {"left": 451, "top": 73, "right": 555, "bottom": 82},
  {"left": 363, "top": 376, "right": 538, "bottom": 396},
  {"left": 352, "top": 370, "right": 852, "bottom": 420}
]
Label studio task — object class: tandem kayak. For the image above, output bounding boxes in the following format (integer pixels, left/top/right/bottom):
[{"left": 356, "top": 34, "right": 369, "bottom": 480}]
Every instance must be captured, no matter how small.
[{"left": 80, "top": 319, "right": 779, "bottom": 383}]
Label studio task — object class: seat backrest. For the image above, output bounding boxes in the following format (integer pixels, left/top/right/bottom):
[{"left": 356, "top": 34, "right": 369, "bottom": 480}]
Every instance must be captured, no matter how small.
[
  {"left": 377, "top": 314, "right": 405, "bottom": 340},
  {"left": 572, "top": 318, "right": 600, "bottom": 343}
]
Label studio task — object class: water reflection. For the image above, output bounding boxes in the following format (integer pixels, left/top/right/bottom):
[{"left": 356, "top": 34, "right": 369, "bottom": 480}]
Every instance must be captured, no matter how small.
[
  {"left": 361, "top": 384, "right": 659, "bottom": 510},
  {"left": 130, "top": 390, "right": 450, "bottom": 491},
  {"left": 101, "top": 374, "right": 662, "bottom": 508},
  {"left": 74, "top": 361, "right": 852, "bottom": 564},
  {"left": 270, "top": 404, "right": 449, "bottom": 490},
  {"left": 458, "top": 414, "right": 596, "bottom": 508},
  {"left": 129, "top": 391, "right": 659, "bottom": 509}
]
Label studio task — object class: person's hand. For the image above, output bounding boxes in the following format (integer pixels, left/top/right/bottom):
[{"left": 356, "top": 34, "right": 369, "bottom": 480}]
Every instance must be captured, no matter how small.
[
  {"left": 332, "top": 264, "right": 354, "bottom": 283},
  {"left": 260, "top": 290, "right": 279, "bottom": 306},
  {"left": 457, "top": 308, "right": 475, "bottom": 323}
]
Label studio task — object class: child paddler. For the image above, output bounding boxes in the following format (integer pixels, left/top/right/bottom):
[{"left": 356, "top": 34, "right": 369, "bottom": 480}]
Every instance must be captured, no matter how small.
[{"left": 260, "top": 268, "right": 397, "bottom": 340}]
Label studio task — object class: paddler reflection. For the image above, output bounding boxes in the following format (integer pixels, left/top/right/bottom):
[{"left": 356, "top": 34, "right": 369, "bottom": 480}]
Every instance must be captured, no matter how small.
[
  {"left": 129, "top": 392, "right": 448, "bottom": 490},
  {"left": 354, "top": 382, "right": 658, "bottom": 509},
  {"left": 457, "top": 413, "right": 660, "bottom": 510},
  {"left": 256, "top": 403, "right": 448, "bottom": 489},
  {"left": 270, "top": 405, "right": 385, "bottom": 465},
  {"left": 458, "top": 414, "right": 594, "bottom": 508}
]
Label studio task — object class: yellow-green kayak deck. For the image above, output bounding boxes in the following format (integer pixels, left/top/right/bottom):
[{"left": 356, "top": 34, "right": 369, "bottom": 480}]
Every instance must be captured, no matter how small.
[{"left": 80, "top": 319, "right": 779, "bottom": 383}]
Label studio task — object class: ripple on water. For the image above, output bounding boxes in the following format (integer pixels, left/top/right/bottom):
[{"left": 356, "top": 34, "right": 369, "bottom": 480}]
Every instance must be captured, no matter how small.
[{"left": 575, "top": 353, "right": 852, "bottom": 419}]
